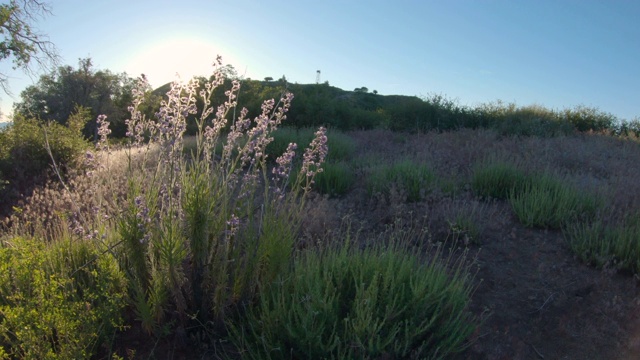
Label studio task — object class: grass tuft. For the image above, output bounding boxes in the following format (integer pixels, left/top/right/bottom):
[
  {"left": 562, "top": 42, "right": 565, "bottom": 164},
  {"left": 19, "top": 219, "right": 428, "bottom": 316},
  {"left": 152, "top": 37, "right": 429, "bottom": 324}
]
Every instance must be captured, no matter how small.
[
  {"left": 509, "top": 173, "right": 601, "bottom": 229},
  {"left": 229, "top": 234, "right": 476, "bottom": 359},
  {"left": 367, "top": 160, "right": 436, "bottom": 202}
]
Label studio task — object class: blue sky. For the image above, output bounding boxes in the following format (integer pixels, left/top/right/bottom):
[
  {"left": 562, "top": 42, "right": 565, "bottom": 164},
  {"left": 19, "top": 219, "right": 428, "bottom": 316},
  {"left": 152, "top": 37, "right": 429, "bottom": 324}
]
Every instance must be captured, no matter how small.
[{"left": 1, "top": 0, "right": 639, "bottom": 122}]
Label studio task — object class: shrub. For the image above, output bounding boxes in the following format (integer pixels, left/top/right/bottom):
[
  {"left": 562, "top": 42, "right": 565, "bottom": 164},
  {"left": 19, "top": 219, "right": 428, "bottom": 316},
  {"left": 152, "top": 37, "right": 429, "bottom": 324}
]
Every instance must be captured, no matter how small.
[
  {"left": 565, "top": 214, "right": 640, "bottom": 273},
  {"left": 312, "top": 161, "right": 355, "bottom": 196},
  {"left": 471, "top": 160, "right": 529, "bottom": 200},
  {"left": 325, "top": 129, "right": 355, "bottom": 162},
  {"left": 230, "top": 239, "right": 476, "bottom": 359},
  {"left": 267, "top": 127, "right": 355, "bottom": 163},
  {"left": 266, "top": 127, "right": 315, "bottom": 162},
  {"left": 0, "top": 114, "right": 88, "bottom": 210},
  {"left": 110, "top": 64, "right": 328, "bottom": 337},
  {"left": 367, "top": 160, "right": 436, "bottom": 202},
  {"left": 0, "top": 114, "right": 88, "bottom": 181},
  {"left": 563, "top": 105, "right": 616, "bottom": 133},
  {"left": 446, "top": 201, "right": 488, "bottom": 245},
  {"left": 509, "top": 173, "right": 601, "bottom": 229},
  {"left": 0, "top": 237, "right": 126, "bottom": 359}
]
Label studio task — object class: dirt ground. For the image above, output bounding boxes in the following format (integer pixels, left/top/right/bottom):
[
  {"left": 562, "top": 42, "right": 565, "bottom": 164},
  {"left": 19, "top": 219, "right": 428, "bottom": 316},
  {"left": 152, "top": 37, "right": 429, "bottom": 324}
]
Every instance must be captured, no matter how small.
[{"left": 455, "top": 206, "right": 640, "bottom": 360}]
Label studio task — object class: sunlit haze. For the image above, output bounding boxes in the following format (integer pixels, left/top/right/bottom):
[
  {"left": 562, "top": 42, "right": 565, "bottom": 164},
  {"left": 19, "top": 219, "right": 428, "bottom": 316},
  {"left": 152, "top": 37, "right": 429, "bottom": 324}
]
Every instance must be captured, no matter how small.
[{"left": 0, "top": 0, "right": 639, "bottom": 122}]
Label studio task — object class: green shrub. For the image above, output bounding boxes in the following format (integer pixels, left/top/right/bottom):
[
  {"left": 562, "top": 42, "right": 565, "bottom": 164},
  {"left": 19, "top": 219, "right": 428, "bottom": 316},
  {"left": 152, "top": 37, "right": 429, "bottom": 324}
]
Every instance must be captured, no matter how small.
[
  {"left": 113, "top": 73, "right": 328, "bottom": 337},
  {"left": 313, "top": 161, "right": 355, "bottom": 196},
  {"left": 267, "top": 127, "right": 355, "bottom": 163},
  {"left": 0, "top": 115, "right": 88, "bottom": 186},
  {"left": 230, "top": 240, "right": 476, "bottom": 359},
  {"left": 367, "top": 160, "right": 436, "bottom": 202},
  {"left": 509, "top": 174, "right": 601, "bottom": 229},
  {"left": 266, "top": 127, "right": 315, "bottom": 161},
  {"left": 0, "top": 237, "right": 126, "bottom": 359},
  {"left": 563, "top": 105, "right": 616, "bottom": 133},
  {"left": 471, "top": 160, "right": 529, "bottom": 200},
  {"left": 565, "top": 215, "right": 640, "bottom": 273},
  {"left": 325, "top": 130, "right": 355, "bottom": 162},
  {"left": 447, "top": 201, "right": 487, "bottom": 245}
]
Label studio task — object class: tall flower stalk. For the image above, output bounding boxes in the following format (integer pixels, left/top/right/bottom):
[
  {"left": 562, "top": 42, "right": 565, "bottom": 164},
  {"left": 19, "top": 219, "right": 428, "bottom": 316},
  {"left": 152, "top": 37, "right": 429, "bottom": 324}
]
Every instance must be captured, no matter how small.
[{"left": 112, "top": 59, "right": 327, "bottom": 335}]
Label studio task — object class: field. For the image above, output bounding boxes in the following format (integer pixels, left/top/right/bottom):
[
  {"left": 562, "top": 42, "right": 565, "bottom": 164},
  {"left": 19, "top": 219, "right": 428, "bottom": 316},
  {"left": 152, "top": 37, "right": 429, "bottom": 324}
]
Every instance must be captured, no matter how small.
[
  {"left": 2, "top": 77, "right": 640, "bottom": 359},
  {"left": 306, "top": 128, "right": 640, "bottom": 359}
]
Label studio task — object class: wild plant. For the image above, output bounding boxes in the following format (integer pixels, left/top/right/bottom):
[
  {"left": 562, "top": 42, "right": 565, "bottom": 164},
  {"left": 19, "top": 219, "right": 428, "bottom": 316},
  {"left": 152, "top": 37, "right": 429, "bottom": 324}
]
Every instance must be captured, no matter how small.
[
  {"left": 366, "top": 160, "right": 435, "bottom": 202},
  {"left": 229, "top": 222, "right": 476, "bottom": 359},
  {"left": 0, "top": 237, "right": 126, "bottom": 359},
  {"left": 509, "top": 173, "right": 601, "bottom": 229},
  {"left": 312, "top": 160, "right": 355, "bottom": 196},
  {"left": 471, "top": 159, "right": 529, "bottom": 200},
  {"left": 111, "top": 59, "right": 327, "bottom": 335}
]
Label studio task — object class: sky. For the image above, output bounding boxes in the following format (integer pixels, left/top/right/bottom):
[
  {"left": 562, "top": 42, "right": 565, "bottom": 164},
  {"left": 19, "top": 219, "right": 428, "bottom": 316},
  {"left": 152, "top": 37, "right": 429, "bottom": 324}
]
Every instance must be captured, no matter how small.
[{"left": 0, "top": 0, "right": 639, "bottom": 123}]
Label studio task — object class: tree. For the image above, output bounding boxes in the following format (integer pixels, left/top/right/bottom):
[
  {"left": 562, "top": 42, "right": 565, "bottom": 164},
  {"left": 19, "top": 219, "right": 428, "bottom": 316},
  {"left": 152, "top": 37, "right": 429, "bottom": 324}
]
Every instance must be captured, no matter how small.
[
  {"left": 0, "top": 0, "right": 59, "bottom": 94},
  {"left": 14, "top": 57, "right": 137, "bottom": 138},
  {"left": 264, "top": 76, "right": 273, "bottom": 82}
]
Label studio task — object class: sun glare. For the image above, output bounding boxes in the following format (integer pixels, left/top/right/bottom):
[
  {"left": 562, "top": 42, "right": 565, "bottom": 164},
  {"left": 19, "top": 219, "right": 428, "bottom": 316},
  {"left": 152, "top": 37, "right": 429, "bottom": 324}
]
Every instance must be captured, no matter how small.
[{"left": 124, "top": 36, "right": 232, "bottom": 87}]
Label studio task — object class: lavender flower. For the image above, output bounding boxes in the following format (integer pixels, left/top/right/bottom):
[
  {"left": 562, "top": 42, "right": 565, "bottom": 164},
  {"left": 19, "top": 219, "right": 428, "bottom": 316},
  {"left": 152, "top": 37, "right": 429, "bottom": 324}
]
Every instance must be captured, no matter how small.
[
  {"left": 299, "top": 127, "right": 328, "bottom": 190},
  {"left": 134, "top": 195, "right": 151, "bottom": 244},
  {"left": 275, "top": 143, "right": 297, "bottom": 177},
  {"left": 96, "top": 114, "right": 111, "bottom": 151}
]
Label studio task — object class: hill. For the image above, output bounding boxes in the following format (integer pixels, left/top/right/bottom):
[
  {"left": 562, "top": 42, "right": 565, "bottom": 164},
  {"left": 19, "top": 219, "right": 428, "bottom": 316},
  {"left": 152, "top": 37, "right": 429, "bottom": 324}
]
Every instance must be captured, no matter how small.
[{"left": 153, "top": 78, "right": 637, "bottom": 137}]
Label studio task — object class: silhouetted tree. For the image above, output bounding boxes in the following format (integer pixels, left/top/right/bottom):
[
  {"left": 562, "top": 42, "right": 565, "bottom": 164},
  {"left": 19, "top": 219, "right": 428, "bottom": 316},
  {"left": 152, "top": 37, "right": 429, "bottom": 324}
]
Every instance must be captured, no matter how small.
[{"left": 0, "top": 0, "right": 59, "bottom": 94}]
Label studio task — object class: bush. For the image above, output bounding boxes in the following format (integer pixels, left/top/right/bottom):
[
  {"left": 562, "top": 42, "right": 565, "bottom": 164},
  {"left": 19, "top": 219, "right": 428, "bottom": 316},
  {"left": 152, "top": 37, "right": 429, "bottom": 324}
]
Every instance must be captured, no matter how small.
[
  {"left": 266, "top": 127, "right": 315, "bottom": 162},
  {"left": 367, "top": 160, "right": 436, "bottom": 202},
  {"left": 111, "top": 70, "right": 328, "bottom": 337},
  {"left": 313, "top": 161, "right": 355, "bottom": 196},
  {"left": 0, "top": 115, "right": 88, "bottom": 191},
  {"left": 0, "top": 237, "right": 126, "bottom": 359},
  {"left": 565, "top": 214, "right": 640, "bottom": 273},
  {"left": 563, "top": 105, "right": 617, "bottom": 133},
  {"left": 267, "top": 127, "right": 354, "bottom": 163},
  {"left": 509, "top": 173, "right": 601, "bottom": 229},
  {"left": 471, "top": 160, "right": 529, "bottom": 200},
  {"left": 325, "top": 129, "right": 356, "bottom": 162},
  {"left": 230, "top": 240, "right": 476, "bottom": 359}
]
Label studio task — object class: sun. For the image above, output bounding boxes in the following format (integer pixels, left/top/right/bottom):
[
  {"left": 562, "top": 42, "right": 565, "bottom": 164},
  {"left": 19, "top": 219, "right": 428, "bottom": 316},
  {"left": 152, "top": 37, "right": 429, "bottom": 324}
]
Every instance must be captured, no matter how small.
[{"left": 124, "top": 36, "right": 232, "bottom": 87}]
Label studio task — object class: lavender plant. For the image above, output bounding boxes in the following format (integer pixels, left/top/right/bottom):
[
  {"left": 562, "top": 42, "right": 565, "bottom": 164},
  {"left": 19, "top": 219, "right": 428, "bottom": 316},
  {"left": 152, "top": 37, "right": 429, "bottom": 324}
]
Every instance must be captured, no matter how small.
[{"left": 112, "top": 59, "right": 327, "bottom": 335}]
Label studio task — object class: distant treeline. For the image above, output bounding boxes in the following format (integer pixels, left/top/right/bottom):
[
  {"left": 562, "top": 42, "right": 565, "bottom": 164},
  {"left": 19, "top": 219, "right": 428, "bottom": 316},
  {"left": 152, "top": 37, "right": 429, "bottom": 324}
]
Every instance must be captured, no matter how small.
[
  {"left": 9, "top": 56, "right": 640, "bottom": 139},
  {"left": 166, "top": 78, "right": 640, "bottom": 138}
]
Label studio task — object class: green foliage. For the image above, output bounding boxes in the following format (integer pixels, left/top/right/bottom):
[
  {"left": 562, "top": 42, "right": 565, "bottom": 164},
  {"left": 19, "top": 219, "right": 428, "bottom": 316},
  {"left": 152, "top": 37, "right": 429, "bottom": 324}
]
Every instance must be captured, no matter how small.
[
  {"left": 325, "top": 129, "right": 356, "bottom": 161},
  {"left": 0, "top": 115, "right": 88, "bottom": 189},
  {"left": 0, "top": 237, "right": 126, "bottom": 359},
  {"left": 447, "top": 201, "right": 486, "bottom": 245},
  {"left": 66, "top": 105, "right": 92, "bottom": 138},
  {"left": 471, "top": 160, "right": 529, "bottom": 200},
  {"left": 0, "top": 0, "right": 58, "bottom": 93},
  {"left": 266, "top": 127, "right": 315, "bottom": 161},
  {"left": 267, "top": 127, "right": 355, "bottom": 164},
  {"left": 113, "top": 74, "right": 327, "bottom": 339},
  {"left": 473, "top": 160, "right": 601, "bottom": 229},
  {"left": 313, "top": 161, "right": 355, "bottom": 196},
  {"left": 508, "top": 173, "right": 601, "bottom": 229},
  {"left": 230, "top": 239, "right": 476, "bottom": 359},
  {"left": 563, "top": 105, "right": 616, "bottom": 133},
  {"left": 14, "top": 58, "right": 138, "bottom": 138},
  {"left": 565, "top": 215, "right": 640, "bottom": 274},
  {"left": 367, "top": 160, "right": 436, "bottom": 202},
  {"left": 477, "top": 102, "right": 574, "bottom": 137}
]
